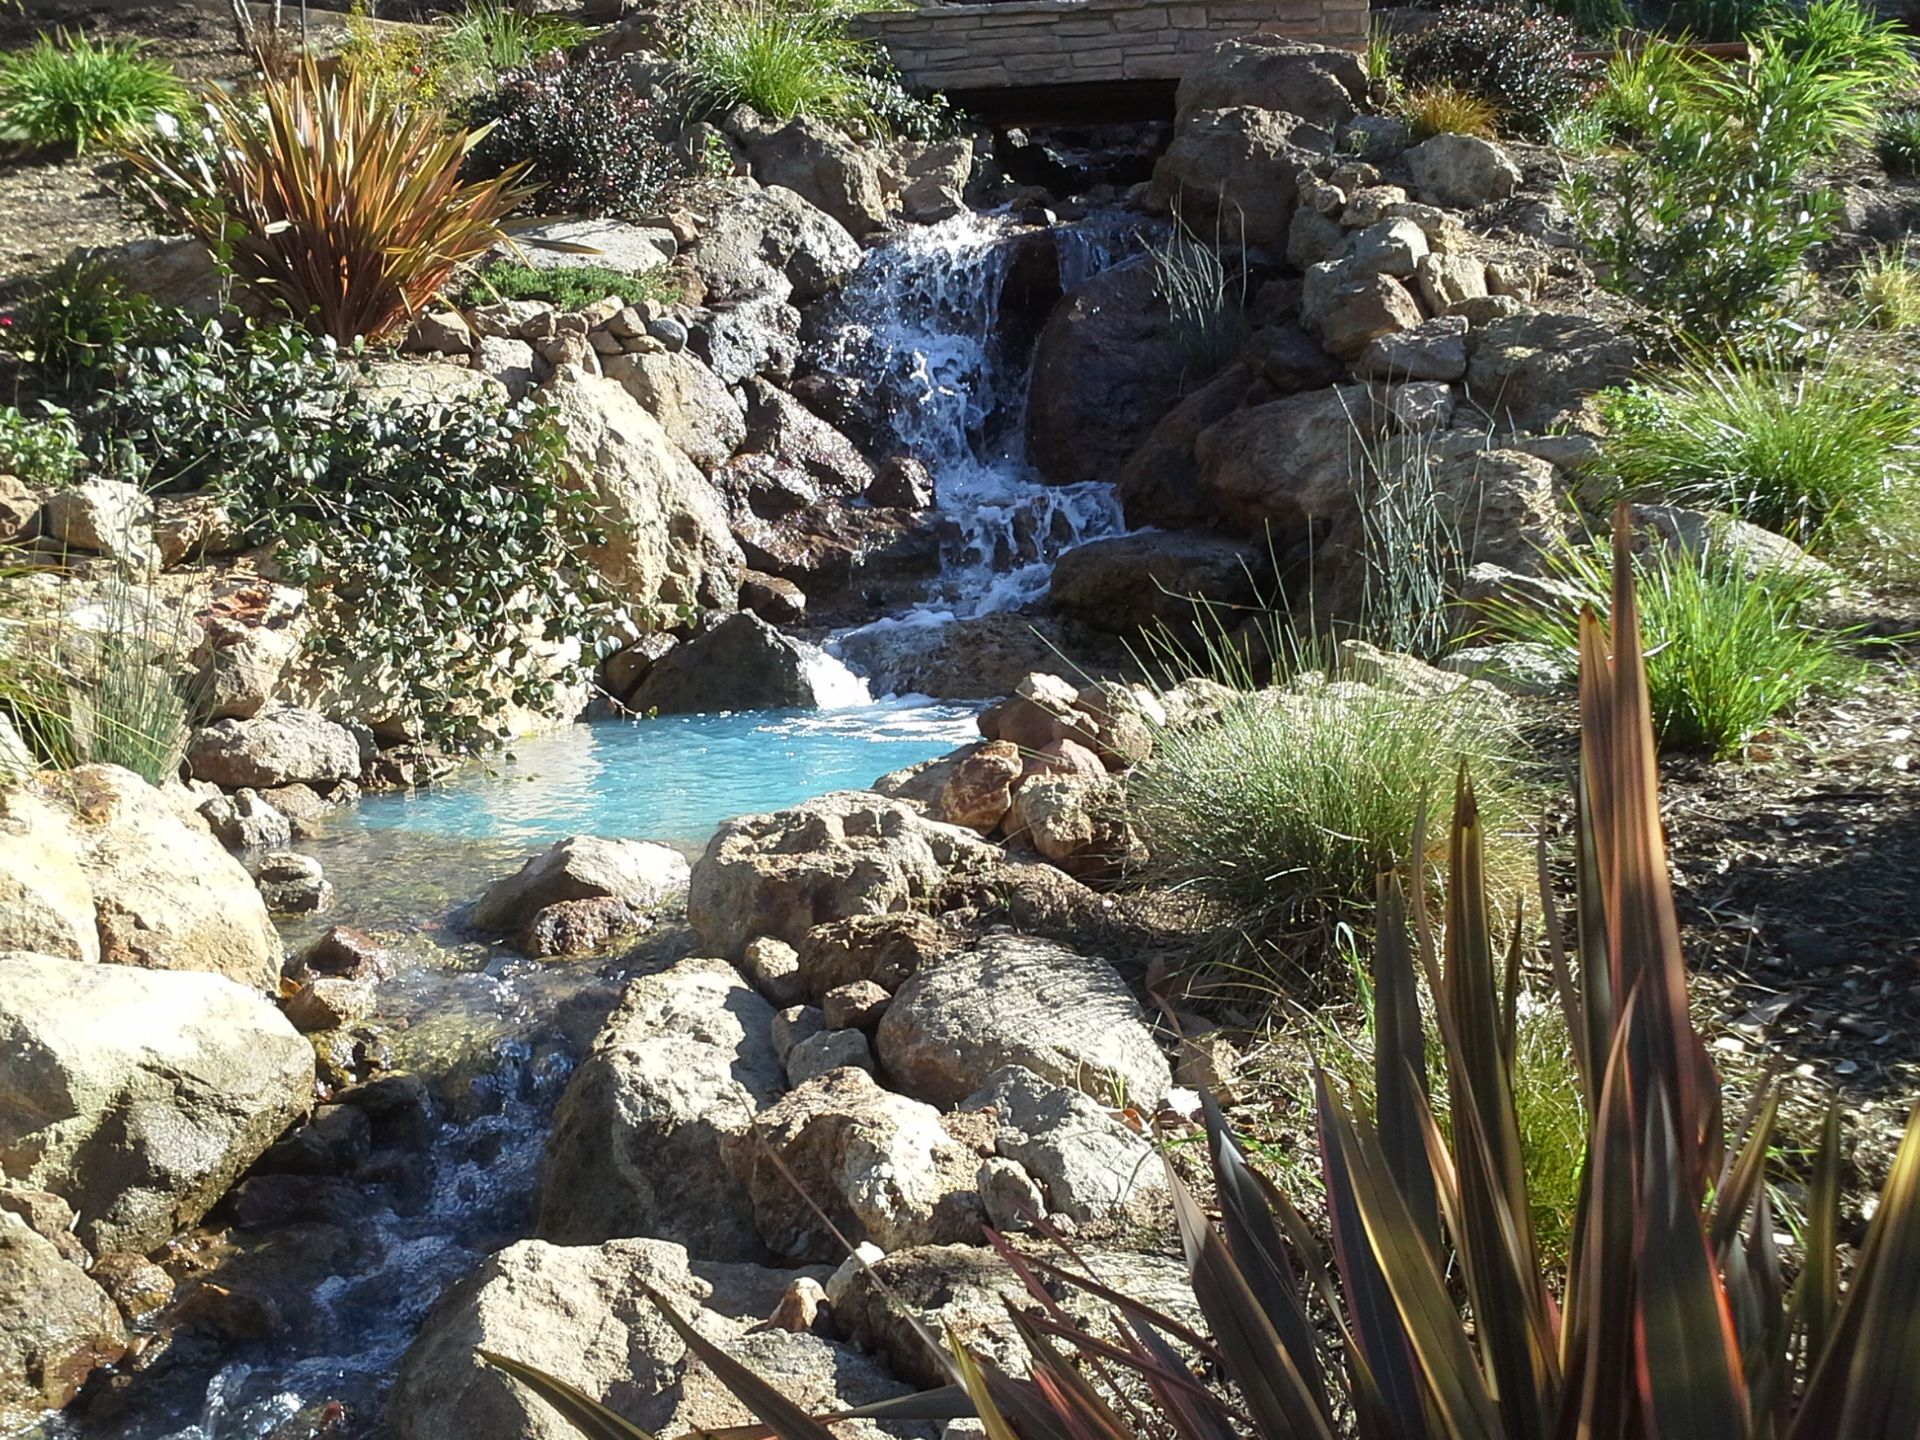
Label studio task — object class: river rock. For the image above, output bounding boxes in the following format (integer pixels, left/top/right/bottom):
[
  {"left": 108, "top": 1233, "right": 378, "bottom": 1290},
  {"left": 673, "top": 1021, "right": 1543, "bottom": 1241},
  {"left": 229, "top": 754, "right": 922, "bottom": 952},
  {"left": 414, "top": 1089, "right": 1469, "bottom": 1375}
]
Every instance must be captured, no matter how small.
[
  {"left": 516, "top": 897, "right": 654, "bottom": 958},
  {"left": 1025, "top": 258, "right": 1197, "bottom": 488},
  {"left": 391, "top": 1236, "right": 913, "bottom": 1440},
  {"left": 629, "top": 612, "right": 822, "bottom": 714},
  {"left": 1465, "top": 312, "right": 1638, "bottom": 431},
  {"left": 251, "top": 850, "right": 332, "bottom": 914},
  {"left": 602, "top": 349, "right": 746, "bottom": 472},
  {"left": 186, "top": 707, "right": 361, "bottom": 789},
  {"left": 961, "top": 1067, "right": 1166, "bottom": 1223},
  {"left": 1172, "top": 37, "right": 1365, "bottom": 129},
  {"left": 1149, "top": 106, "right": 1332, "bottom": 256},
  {"left": 0, "top": 1212, "right": 126, "bottom": 1429},
  {"left": 875, "top": 935, "right": 1171, "bottom": 1109},
  {"left": 0, "top": 951, "right": 312, "bottom": 1255},
  {"left": 691, "top": 177, "right": 863, "bottom": 304},
  {"left": 538, "top": 957, "right": 782, "bottom": 1257},
  {"left": 725, "top": 1066, "right": 986, "bottom": 1261},
  {"left": 688, "top": 791, "right": 999, "bottom": 958},
  {"left": 471, "top": 836, "right": 690, "bottom": 933},
  {"left": 741, "top": 115, "right": 890, "bottom": 237},
  {"left": 1049, "top": 532, "right": 1267, "bottom": 635},
  {"left": 1406, "top": 133, "right": 1523, "bottom": 210},
  {"left": 544, "top": 375, "right": 744, "bottom": 613}
]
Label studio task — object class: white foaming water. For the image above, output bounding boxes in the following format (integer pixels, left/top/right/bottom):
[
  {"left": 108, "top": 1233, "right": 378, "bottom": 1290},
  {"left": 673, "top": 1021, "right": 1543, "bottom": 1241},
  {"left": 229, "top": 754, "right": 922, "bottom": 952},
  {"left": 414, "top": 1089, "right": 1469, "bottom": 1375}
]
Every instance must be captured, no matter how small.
[
  {"left": 816, "top": 210, "right": 1143, "bottom": 626},
  {"left": 797, "top": 641, "right": 874, "bottom": 708}
]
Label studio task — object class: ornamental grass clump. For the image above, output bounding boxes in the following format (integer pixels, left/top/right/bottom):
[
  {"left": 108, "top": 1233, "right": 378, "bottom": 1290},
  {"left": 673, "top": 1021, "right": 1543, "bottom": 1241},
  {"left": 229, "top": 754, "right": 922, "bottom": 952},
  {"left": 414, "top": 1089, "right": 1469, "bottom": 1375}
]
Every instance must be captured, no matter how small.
[
  {"left": 680, "top": 0, "right": 904, "bottom": 124},
  {"left": 481, "top": 510, "right": 1920, "bottom": 1440},
  {"left": 0, "top": 30, "right": 186, "bottom": 151},
  {"left": 121, "top": 58, "right": 534, "bottom": 344}
]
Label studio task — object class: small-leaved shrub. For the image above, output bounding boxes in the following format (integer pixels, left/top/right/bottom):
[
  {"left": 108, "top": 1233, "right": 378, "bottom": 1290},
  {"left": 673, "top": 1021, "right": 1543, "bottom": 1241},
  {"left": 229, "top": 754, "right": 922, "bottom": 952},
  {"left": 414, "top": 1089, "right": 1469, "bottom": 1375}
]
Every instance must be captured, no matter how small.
[
  {"left": 1483, "top": 533, "right": 1858, "bottom": 756},
  {"left": 0, "top": 404, "right": 82, "bottom": 485},
  {"left": 1391, "top": 3, "right": 1588, "bottom": 141},
  {"left": 466, "top": 52, "right": 681, "bottom": 219},
  {"left": 454, "top": 259, "right": 679, "bottom": 312},
  {"left": 1400, "top": 83, "right": 1499, "bottom": 141},
  {"left": 1599, "top": 353, "right": 1920, "bottom": 550},
  {"left": 0, "top": 29, "right": 186, "bottom": 151}
]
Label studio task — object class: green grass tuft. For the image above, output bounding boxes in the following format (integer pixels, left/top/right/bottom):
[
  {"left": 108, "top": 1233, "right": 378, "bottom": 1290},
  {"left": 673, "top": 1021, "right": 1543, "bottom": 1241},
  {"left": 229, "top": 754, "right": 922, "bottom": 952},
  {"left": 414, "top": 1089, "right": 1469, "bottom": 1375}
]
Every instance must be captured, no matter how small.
[
  {"left": 0, "top": 29, "right": 187, "bottom": 151},
  {"left": 1850, "top": 245, "right": 1920, "bottom": 331},
  {"left": 680, "top": 0, "right": 887, "bottom": 123}
]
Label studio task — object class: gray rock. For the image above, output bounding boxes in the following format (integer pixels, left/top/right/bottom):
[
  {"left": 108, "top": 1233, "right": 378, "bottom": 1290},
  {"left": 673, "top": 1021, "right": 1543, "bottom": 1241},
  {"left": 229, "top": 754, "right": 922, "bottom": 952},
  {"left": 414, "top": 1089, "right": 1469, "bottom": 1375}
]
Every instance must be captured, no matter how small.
[
  {"left": 629, "top": 612, "right": 822, "bottom": 715},
  {"left": 0, "top": 1211, "right": 125, "bottom": 1429},
  {"left": 771, "top": 1003, "right": 826, "bottom": 1062},
  {"left": 1149, "top": 105, "right": 1332, "bottom": 255},
  {"left": 471, "top": 835, "right": 690, "bottom": 933},
  {"left": 691, "top": 178, "right": 862, "bottom": 304},
  {"left": 1406, "top": 133, "right": 1523, "bottom": 209},
  {"left": 40, "top": 480, "right": 157, "bottom": 566},
  {"left": 648, "top": 315, "right": 690, "bottom": 351},
  {"left": 252, "top": 849, "right": 333, "bottom": 914},
  {"left": 743, "top": 116, "right": 890, "bottom": 237},
  {"left": 1049, "top": 532, "right": 1268, "bottom": 635},
  {"left": 1357, "top": 315, "right": 1469, "bottom": 382},
  {"left": 474, "top": 335, "right": 538, "bottom": 399},
  {"left": 1173, "top": 37, "right": 1366, "bottom": 129},
  {"left": 976, "top": 1156, "right": 1046, "bottom": 1231},
  {"left": 1344, "top": 218, "right": 1428, "bottom": 279},
  {"left": 1465, "top": 312, "right": 1638, "bottom": 430},
  {"left": 876, "top": 935, "right": 1171, "bottom": 1109},
  {"left": 404, "top": 309, "right": 474, "bottom": 356},
  {"left": 509, "top": 217, "right": 677, "bottom": 275},
  {"left": 693, "top": 289, "right": 804, "bottom": 385},
  {"left": 538, "top": 957, "right": 783, "bottom": 1256},
  {"left": 0, "top": 952, "right": 312, "bottom": 1255},
  {"left": 785, "top": 1026, "right": 874, "bottom": 1086},
  {"left": 1416, "top": 250, "right": 1489, "bottom": 314},
  {"left": 962, "top": 1066, "right": 1166, "bottom": 1222},
  {"left": 902, "top": 139, "right": 973, "bottom": 223},
  {"left": 187, "top": 708, "right": 361, "bottom": 789},
  {"left": 1435, "top": 449, "right": 1572, "bottom": 574},
  {"left": 197, "top": 787, "right": 294, "bottom": 851}
]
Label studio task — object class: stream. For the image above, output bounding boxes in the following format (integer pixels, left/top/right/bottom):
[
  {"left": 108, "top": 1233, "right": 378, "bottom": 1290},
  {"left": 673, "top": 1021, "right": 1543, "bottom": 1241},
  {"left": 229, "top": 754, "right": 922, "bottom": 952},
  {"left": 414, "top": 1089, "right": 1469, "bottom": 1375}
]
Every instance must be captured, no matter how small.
[{"left": 36, "top": 208, "right": 1147, "bottom": 1440}]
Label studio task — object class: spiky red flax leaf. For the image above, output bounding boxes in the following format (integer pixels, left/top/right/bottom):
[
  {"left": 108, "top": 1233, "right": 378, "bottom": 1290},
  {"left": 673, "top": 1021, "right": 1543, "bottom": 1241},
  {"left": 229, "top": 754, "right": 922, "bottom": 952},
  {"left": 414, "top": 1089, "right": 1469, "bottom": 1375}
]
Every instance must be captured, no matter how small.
[
  {"left": 638, "top": 1284, "right": 839, "bottom": 1440},
  {"left": 1372, "top": 878, "right": 1439, "bottom": 1250},
  {"left": 478, "top": 1352, "right": 659, "bottom": 1440}
]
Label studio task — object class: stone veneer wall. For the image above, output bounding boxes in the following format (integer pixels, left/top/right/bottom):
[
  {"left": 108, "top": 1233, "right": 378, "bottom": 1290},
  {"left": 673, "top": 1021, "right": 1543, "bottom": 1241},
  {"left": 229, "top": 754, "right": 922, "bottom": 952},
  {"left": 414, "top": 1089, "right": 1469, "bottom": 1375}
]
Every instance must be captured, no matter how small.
[{"left": 852, "top": 0, "right": 1367, "bottom": 92}]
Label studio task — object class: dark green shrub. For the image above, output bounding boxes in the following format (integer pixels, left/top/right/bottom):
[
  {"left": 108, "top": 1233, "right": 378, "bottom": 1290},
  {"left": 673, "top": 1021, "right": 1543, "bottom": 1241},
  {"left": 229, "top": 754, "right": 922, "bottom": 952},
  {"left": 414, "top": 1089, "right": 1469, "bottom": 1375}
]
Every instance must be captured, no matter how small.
[
  {"left": 0, "top": 29, "right": 186, "bottom": 151},
  {"left": 1391, "top": 4, "right": 1589, "bottom": 141},
  {"left": 465, "top": 52, "right": 682, "bottom": 220},
  {"left": 1659, "top": 0, "right": 1771, "bottom": 41},
  {"left": 454, "top": 259, "right": 677, "bottom": 312}
]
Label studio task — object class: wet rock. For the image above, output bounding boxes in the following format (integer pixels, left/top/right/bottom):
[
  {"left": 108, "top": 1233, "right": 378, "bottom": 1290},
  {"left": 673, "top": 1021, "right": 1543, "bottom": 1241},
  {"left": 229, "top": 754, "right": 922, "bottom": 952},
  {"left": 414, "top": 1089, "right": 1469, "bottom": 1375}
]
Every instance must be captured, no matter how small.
[
  {"left": 741, "top": 569, "right": 807, "bottom": 624},
  {"left": 876, "top": 935, "right": 1171, "bottom": 1109},
  {"left": 867, "top": 455, "right": 935, "bottom": 510},
  {"left": 196, "top": 786, "right": 294, "bottom": 851},
  {"left": 1049, "top": 532, "right": 1267, "bottom": 636},
  {"left": 228, "top": 1172, "right": 376, "bottom": 1229},
  {"left": 692, "top": 289, "right": 803, "bottom": 386},
  {"left": 252, "top": 850, "right": 333, "bottom": 915},
  {"left": 187, "top": 708, "right": 361, "bottom": 790},
  {"left": 741, "top": 115, "right": 890, "bottom": 237},
  {"left": 0, "top": 1189, "right": 87, "bottom": 1267},
  {"left": 472, "top": 836, "right": 690, "bottom": 933},
  {"left": 821, "top": 980, "right": 890, "bottom": 1031},
  {"left": 833, "top": 611, "right": 1086, "bottom": 702},
  {"left": 740, "top": 379, "right": 875, "bottom": 494},
  {"left": 291, "top": 925, "right": 394, "bottom": 984},
  {"left": 88, "top": 1250, "right": 175, "bottom": 1324},
  {"left": 602, "top": 348, "right": 746, "bottom": 472},
  {"left": 543, "top": 375, "right": 745, "bottom": 613},
  {"left": 630, "top": 612, "right": 825, "bottom": 715},
  {"left": 282, "top": 975, "right": 376, "bottom": 1033},
  {"left": 1150, "top": 106, "right": 1331, "bottom": 255},
  {"left": 1406, "top": 133, "right": 1522, "bottom": 209},
  {"left": 691, "top": 177, "right": 863, "bottom": 304},
  {"left": 255, "top": 1103, "right": 373, "bottom": 1176},
  {"left": 335, "top": 1073, "right": 439, "bottom": 1152},
  {"left": 0, "top": 951, "right": 312, "bottom": 1255},
  {"left": 1465, "top": 312, "right": 1637, "bottom": 432},
  {"left": 1173, "top": 37, "right": 1365, "bottom": 129},
  {"left": 794, "top": 913, "right": 958, "bottom": 1002},
  {"left": 0, "top": 1212, "right": 126, "bottom": 1428},
  {"left": 539, "top": 957, "right": 783, "bottom": 1256},
  {"left": 939, "top": 739, "right": 1024, "bottom": 833},
  {"left": 392, "top": 1236, "right": 913, "bottom": 1440},
  {"left": 725, "top": 1067, "right": 986, "bottom": 1261},
  {"left": 786, "top": 1027, "right": 875, "bottom": 1086},
  {"left": 40, "top": 478, "right": 157, "bottom": 566},
  {"left": 1114, "top": 363, "right": 1257, "bottom": 530},
  {"left": 689, "top": 791, "right": 999, "bottom": 958},
  {"left": 962, "top": 1067, "right": 1165, "bottom": 1222}
]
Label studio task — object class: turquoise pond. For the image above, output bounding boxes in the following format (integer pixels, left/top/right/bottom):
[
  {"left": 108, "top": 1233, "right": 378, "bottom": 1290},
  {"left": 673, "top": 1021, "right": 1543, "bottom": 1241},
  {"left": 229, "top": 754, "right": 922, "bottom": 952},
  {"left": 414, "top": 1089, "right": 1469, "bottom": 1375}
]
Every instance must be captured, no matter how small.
[{"left": 340, "top": 699, "right": 981, "bottom": 850}]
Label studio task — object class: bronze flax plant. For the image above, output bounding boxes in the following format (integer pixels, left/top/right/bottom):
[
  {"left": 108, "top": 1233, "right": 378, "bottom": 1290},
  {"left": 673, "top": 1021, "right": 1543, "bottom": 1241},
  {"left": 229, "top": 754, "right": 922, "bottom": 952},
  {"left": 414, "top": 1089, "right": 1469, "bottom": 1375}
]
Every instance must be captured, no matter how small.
[
  {"left": 479, "top": 512, "right": 1920, "bottom": 1438},
  {"left": 121, "top": 59, "right": 535, "bottom": 343}
]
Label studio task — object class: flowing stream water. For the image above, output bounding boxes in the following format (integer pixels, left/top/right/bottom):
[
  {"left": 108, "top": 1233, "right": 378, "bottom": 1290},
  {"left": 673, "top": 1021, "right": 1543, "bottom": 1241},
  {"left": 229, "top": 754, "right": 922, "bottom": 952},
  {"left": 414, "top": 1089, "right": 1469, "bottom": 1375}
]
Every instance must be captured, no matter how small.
[{"left": 38, "top": 210, "right": 1144, "bottom": 1440}]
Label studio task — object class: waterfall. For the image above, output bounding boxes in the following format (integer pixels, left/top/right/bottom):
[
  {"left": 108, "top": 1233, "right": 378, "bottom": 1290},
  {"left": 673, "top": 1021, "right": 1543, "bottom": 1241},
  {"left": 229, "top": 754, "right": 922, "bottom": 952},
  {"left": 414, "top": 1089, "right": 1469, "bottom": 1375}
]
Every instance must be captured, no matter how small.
[{"left": 814, "top": 211, "right": 1143, "bottom": 628}]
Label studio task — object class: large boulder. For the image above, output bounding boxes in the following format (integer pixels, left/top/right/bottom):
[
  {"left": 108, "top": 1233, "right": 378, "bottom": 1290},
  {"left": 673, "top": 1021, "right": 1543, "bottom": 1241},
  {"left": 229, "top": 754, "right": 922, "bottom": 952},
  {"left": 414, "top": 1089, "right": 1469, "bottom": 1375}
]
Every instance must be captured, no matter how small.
[
  {"left": 470, "top": 836, "right": 691, "bottom": 932},
  {"left": 629, "top": 612, "right": 825, "bottom": 715},
  {"left": 0, "top": 766, "right": 281, "bottom": 990},
  {"left": 725, "top": 1066, "right": 985, "bottom": 1261},
  {"left": 1465, "top": 313, "right": 1638, "bottom": 431},
  {"left": 602, "top": 349, "right": 747, "bottom": 472},
  {"left": 1150, "top": 106, "right": 1332, "bottom": 256},
  {"left": 741, "top": 116, "right": 890, "bottom": 238},
  {"left": 1193, "top": 383, "right": 1385, "bottom": 534},
  {"left": 1049, "top": 532, "right": 1267, "bottom": 635},
  {"left": 875, "top": 935, "right": 1171, "bottom": 1108},
  {"left": 185, "top": 707, "right": 361, "bottom": 789},
  {"left": 688, "top": 791, "right": 1000, "bottom": 958},
  {"left": 1114, "top": 362, "right": 1257, "bottom": 530},
  {"left": 690, "top": 178, "right": 863, "bottom": 304},
  {"left": 1172, "top": 37, "right": 1366, "bottom": 129},
  {"left": 0, "top": 1212, "right": 126, "bottom": 1429},
  {"left": 543, "top": 375, "right": 745, "bottom": 614},
  {"left": 537, "top": 957, "right": 783, "bottom": 1257},
  {"left": 1025, "top": 259, "right": 1200, "bottom": 488},
  {"left": 1405, "top": 133, "right": 1523, "bottom": 210},
  {"left": 501, "top": 217, "right": 676, "bottom": 275},
  {"left": 392, "top": 1236, "right": 913, "bottom": 1440},
  {"left": 0, "top": 952, "right": 312, "bottom": 1255},
  {"left": 1432, "top": 449, "right": 1573, "bottom": 574}
]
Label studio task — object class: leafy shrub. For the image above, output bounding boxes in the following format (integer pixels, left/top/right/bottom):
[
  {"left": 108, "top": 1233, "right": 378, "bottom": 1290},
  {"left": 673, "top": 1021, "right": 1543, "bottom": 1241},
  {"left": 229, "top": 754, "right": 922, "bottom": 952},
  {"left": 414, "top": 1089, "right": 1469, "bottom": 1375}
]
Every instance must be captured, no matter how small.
[
  {"left": 1391, "top": 4, "right": 1588, "bottom": 141},
  {"left": 842, "top": 63, "right": 957, "bottom": 143},
  {"left": 466, "top": 51, "right": 680, "bottom": 220},
  {"left": 339, "top": 8, "right": 455, "bottom": 111},
  {"left": 680, "top": 0, "right": 891, "bottom": 124},
  {"left": 491, "top": 522, "right": 1920, "bottom": 1440},
  {"left": 1127, "top": 668, "right": 1528, "bottom": 975},
  {"left": 1400, "top": 83, "right": 1499, "bottom": 140},
  {"left": 82, "top": 320, "right": 614, "bottom": 746},
  {"left": 0, "top": 30, "right": 186, "bottom": 151},
  {"left": 1590, "top": 37, "right": 1705, "bottom": 142},
  {"left": 1877, "top": 103, "right": 1920, "bottom": 174},
  {"left": 1851, "top": 245, "right": 1920, "bottom": 331},
  {"left": 18, "top": 254, "right": 164, "bottom": 394},
  {"left": 0, "top": 404, "right": 82, "bottom": 484},
  {"left": 1484, "top": 534, "right": 1859, "bottom": 756},
  {"left": 1598, "top": 353, "right": 1920, "bottom": 549},
  {"left": 122, "top": 60, "right": 533, "bottom": 344},
  {"left": 454, "top": 259, "right": 678, "bottom": 312}
]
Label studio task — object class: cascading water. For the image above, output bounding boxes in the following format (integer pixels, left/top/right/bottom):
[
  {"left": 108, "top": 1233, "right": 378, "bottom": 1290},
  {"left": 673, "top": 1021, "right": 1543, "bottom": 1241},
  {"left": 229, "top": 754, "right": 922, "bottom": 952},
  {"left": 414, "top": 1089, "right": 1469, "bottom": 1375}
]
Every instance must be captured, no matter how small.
[{"left": 815, "top": 210, "right": 1144, "bottom": 630}]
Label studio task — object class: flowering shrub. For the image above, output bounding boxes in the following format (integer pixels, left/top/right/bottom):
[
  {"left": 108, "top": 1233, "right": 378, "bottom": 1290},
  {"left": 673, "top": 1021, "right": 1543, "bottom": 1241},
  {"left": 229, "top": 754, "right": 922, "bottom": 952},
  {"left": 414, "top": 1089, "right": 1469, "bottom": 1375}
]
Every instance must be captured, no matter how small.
[{"left": 464, "top": 53, "right": 681, "bottom": 219}]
